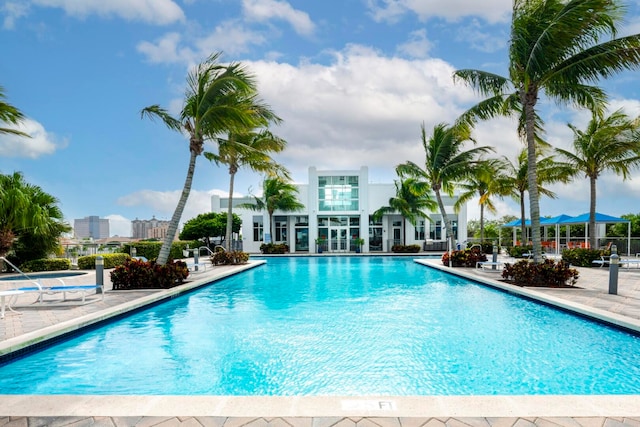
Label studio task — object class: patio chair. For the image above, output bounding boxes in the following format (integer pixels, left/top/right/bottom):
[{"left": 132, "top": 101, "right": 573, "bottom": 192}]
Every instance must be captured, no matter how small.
[{"left": 14, "top": 278, "right": 103, "bottom": 303}]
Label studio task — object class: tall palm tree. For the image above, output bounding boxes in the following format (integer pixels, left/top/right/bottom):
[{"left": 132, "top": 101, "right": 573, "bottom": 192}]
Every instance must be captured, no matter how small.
[
  {"left": 500, "top": 149, "right": 573, "bottom": 245},
  {"left": 141, "top": 52, "right": 278, "bottom": 265},
  {"left": 556, "top": 109, "right": 640, "bottom": 247},
  {"left": 240, "top": 177, "right": 304, "bottom": 243},
  {"left": 373, "top": 176, "right": 437, "bottom": 245},
  {"left": 454, "top": 158, "right": 510, "bottom": 242},
  {"left": 0, "top": 171, "right": 70, "bottom": 257},
  {"left": 397, "top": 122, "right": 493, "bottom": 251},
  {"left": 0, "top": 86, "right": 29, "bottom": 137},
  {"left": 454, "top": 0, "right": 640, "bottom": 262},
  {"left": 204, "top": 129, "right": 289, "bottom": 250}
]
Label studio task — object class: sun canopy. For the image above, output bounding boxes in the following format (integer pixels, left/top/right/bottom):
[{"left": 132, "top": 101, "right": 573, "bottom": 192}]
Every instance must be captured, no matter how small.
[{"left": 558, "top": 212, "right": 629, "bottom": 225}]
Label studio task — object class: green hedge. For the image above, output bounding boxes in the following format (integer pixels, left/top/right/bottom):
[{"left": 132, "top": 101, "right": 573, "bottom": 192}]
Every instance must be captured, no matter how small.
[
  {"left": 119, "top": 241, "right": 201, "bottom": 260},
  {"left": 260, "top": 243, "right": 289, "bottom": 254},
  {"left": 507, "top": 245, "right": 533, "bottom": 258},
  {"left": 20, "top": 258, "right": 71, "bottom": 272},
  {"left": 77, "top": 253, "right": 130, "bottom": 269},
  {"left": 561, "top": 248, "right": 604, "bottom": 267},
  {"left": 391, "top": 244, "right": 421, "bottom": 253}
]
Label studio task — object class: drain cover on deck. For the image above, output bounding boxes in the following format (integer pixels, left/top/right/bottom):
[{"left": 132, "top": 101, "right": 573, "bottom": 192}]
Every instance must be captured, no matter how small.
[{"left": 341, "top": 400, "right": 397, "bottom": 410}]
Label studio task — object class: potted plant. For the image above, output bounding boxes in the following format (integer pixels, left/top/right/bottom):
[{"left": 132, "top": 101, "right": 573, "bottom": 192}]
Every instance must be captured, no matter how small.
[
  {"left": 354, "top": 237, "right": 365, "bottom": 253},
  {"left": 315, "top": 237, "right": 326, "bottom": 253}
]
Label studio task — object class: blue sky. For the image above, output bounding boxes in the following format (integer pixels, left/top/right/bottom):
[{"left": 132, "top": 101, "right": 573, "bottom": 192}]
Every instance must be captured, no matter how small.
[{"left": 2, "top": 0, "right": 640, "bottom": 237}]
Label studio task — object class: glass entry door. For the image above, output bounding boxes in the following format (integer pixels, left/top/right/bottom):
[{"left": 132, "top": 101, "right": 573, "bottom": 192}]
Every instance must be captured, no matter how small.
[{"left": 330, "top": 227, "right": 348, "bottom": 252}]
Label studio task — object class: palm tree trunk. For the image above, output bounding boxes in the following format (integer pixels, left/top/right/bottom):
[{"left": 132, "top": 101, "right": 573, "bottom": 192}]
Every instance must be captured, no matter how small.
[
  {"left": 520, "top": 192, "right": 526, "bottom": 246},
  {"left": 435, "top": 190, "right": 456, "bottom": 251},
  {"left": 480, "top": 205, "right": 485, "bottom": 242},
  {"left": 589, "top": 175, "right": 597, "bottom": 248},
  {"left": 225, "top": 169, "right": 236, "bottom": 251},
  {"left": 157, "top": 151, "right": 197, "bottom": 265},
  {"left": 268, "top": 210, "right": 274, "bottom": 243},
  {"left": 524, "top": 91, "right": 542, "bottom": 262}
]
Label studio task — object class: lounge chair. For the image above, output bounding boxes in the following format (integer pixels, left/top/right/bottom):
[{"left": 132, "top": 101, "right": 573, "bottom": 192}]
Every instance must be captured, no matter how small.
[{"left": 14, "top": 278, "right": 103, "bottom": 303}]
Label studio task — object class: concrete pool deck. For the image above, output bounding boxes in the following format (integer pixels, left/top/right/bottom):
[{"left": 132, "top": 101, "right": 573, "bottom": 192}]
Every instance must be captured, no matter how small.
[{"left": 1, "top": 256, "right": 640, "bottom": 426}]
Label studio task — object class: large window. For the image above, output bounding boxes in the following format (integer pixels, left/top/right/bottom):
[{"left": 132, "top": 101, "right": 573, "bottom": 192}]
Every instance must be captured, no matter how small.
[
  {"left": 318, "top": 175, "right": 359, "bottom": 211},
  {"left": 415, "top": 219, "right": 425, "bottom": 240},
  {"left": 429, "top": 220, "right": 442, "bottom": 240},
  {"left": 253, "top": 216, "right": 263, "bottom": 241},
  {"left": 275, "top": 216, "right": 287, "bottom": 242}
]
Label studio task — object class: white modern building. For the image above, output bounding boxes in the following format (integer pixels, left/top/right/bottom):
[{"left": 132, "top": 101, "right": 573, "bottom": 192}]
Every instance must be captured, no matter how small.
[{"left": 211, "top": 167, "right": 467, "bottom": 254}]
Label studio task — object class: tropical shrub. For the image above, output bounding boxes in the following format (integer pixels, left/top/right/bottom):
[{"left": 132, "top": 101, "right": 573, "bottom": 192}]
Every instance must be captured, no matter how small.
[
  {"left": 20, "top": 258, "right": 71, "bottom": 272},
  {"left": 507, "top": 245, "right": 533, "bottom": 258},
  {"left": 260, "top": 243, "right": 289, "bottom": 254},
  {"left": 77, "top": 253, "right": 130, "bottom": 270},
  {"left": 110, "top": 259, "right": 189, "bottom": 290},
  {"left": 211, "top": 251, "right": 250, "bottom": 265},
  {"left": 502, "top": 259, "right": 579, "bottom": 287},
  {"left": 467, "top": 241, "right": 495, "bottom": 254},
  {"left": 391, "top": 244, "right": 421, "bottom": 253},
  {"left": 441, "top": 248, "right": 487, "bottom": 267},
  {"left": 561, "top": 248, "right": 604, "bottom": 267}
]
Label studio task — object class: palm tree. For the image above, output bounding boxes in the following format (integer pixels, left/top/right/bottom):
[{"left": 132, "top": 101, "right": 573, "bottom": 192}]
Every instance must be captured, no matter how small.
[
  {"left": 0, "top": 171, "right": 70, "bottom": 258},
  {"left": 0, "top": 86, "right": 29, "bottom": 137},
  {"left": 204, "top": 129, "right": 289, "bottom": 250},
  {"left": 454, "top": 0, "right": 640, "bottom": 261},
  {"left": 397, "top": 122, "right": 493, "bottom": 251},
  {"left": 240, "top": 177, "right": 304, "bottom": 243},
  {"left": 500, "top": 149, "right": 573, "bottom": 245},
  {"left": 373, "top": 176, "right": 437, "bottom": 246},
  {"left": 556, "top": 109, "right": 640, "bottom": 248},
  {"left": 141, "top": 52, "right": 279, "bottom": 265},
  {"left": 454, "top": 158, "right": 510, "bottom": 242}
]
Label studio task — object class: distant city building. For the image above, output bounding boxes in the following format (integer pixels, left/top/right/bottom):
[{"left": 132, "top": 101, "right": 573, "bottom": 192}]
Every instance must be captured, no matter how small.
[
  {"left": 131, "top": 216, "right": 171, "bottom": 240},
  {"left": 74, "top": 215, "right": 109, "bottom": 239}
]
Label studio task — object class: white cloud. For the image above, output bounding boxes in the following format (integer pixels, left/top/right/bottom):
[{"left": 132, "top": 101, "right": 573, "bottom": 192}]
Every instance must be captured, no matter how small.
[
  {"left": 242, "top": 45, "right": 475, "bottom": 181},
  {"left": 105, "top": 214, "right": 132, "bottom": 237},
  {"left": 116, "top": 188, "right": 243, "bottom": 226},
  {"left": 0, "top": 118, "right": 65, "bottom": 158},
  {"left": 31, "top": 0, "right": 185, "bottom": 25},
  {"left": 367, "top": 0, "right": 510, "bottom": 24},
  {"left": 396, "top": 29, "right": 432, "bottom": 58},
  {"left": 242, "top": 0, "right": 315, "bottom": 35},
  {"left": 137, "top": 22, "right": 266, "bottom": 64},
  {"left": 2, "top": 1, "right": 29, "bottom": 29},
  {"left": 455, "top": 19, "right": 507, "bottom": 53}
]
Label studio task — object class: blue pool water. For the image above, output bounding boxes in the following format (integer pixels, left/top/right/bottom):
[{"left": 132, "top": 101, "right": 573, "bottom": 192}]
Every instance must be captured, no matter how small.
[
  {"left": 1, "top": 256, "right": 639, "bottom": 395},
  {"left": 0, "top": 271, "right": 87, "bottom": 281}
]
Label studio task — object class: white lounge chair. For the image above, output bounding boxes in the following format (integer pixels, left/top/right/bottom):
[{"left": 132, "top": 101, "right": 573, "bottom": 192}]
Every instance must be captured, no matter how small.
[{"left": 14, "top": 278, "right": 103, "bottom": 303}]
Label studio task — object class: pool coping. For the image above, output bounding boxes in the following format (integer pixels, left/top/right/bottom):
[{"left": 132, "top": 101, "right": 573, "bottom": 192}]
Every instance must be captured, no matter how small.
[{"left": 1, "top": 257, "right": 639, "bottom": 418}]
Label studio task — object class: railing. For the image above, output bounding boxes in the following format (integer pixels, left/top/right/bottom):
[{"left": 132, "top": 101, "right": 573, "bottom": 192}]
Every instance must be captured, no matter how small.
[{"left": 0, "top": 256, "right": 33, "bottom": 281}]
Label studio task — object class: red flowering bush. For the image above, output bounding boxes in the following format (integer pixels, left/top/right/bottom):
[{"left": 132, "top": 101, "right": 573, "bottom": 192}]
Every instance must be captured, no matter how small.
[
  {"left": 211, "top": 251, "right": 249, "bottom": 265},
  {"left": 110, "top": 258, "right": 189, "bottom": 290},
  {"left": 502, "top": 259, "right": 579, "bottom": 287},
  {"left": 441, "top": 248, "right": 487, "bottom": 267}
]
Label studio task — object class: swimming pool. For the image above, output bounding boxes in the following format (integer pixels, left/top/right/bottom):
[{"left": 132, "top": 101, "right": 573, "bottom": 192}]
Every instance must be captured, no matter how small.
[
  {"left": 1, "top": 256, "right": 639, "bottom": 395},
  {"left": 0, "top": 271, "right": 87, "bottom": 281}
]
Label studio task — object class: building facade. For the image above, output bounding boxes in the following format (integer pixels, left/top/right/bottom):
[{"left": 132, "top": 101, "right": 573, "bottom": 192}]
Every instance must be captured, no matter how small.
[
  {"left": 211, "top": 167, "right": 467, "bottom": 254},
  {"left": 131, "top": 216, "right": 171, "bottom": 240},
  {"left": 73, "top": 215, "right": 109, "bottom": 239}
]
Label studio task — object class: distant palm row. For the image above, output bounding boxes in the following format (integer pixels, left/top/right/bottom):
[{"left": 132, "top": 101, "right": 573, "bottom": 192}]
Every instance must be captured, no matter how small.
[{"left": 3, "top": 0, "right": 640, "bottom": 265}]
